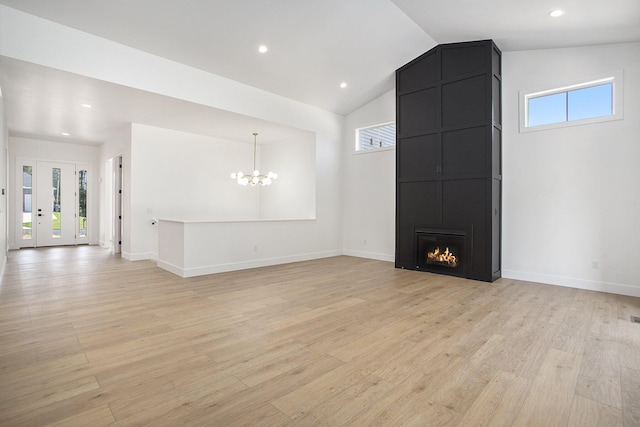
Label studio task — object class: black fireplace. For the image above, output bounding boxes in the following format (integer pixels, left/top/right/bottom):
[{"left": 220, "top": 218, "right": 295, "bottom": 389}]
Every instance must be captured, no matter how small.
[
  {"left": 415, "top": 228, "right": 468, "bottom": 277},
  {"left": 395, "top": 40, "right": 501, "bottom": 282}
]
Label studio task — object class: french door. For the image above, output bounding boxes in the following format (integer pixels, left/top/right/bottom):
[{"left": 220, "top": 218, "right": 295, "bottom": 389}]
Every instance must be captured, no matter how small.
[{"left": 18, "top": 159, "right": 90, "bottom": 247}]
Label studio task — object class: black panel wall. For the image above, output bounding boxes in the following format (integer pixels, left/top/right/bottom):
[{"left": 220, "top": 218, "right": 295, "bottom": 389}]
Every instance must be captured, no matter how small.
[{"left": 396, "top": 40, "right": 501, "bottom": 282}]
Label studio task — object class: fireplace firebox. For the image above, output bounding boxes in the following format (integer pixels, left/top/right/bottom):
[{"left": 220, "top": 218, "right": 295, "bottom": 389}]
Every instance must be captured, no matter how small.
[{"left": 415, "top": 228, "right": 467, "bottom": 277}]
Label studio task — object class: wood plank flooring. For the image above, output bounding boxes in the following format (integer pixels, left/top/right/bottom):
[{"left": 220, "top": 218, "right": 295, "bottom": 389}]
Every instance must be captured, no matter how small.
[{"left": 1, "top": 246, "right": 639, "bottom": 426}]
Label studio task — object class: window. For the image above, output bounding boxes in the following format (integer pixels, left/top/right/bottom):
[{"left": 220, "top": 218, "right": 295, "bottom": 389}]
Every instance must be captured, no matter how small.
[
  {"left": 520, "top": 70, "right": 623, "bottom": 132},
  {"left": 356, "top": 122, "right": 396, "bottom": 152},
  {"left": 528, "top": 82, "right": 612, "bottom": 127}
]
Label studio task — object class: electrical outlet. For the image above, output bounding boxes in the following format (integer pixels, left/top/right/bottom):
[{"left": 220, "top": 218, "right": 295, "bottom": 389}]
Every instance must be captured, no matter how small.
[
  {"left": 254, "top": 245, "right": 258, "bottom": 252},
  {"left": 363, "top": 239, "right": 367, "bottom": 246},
  {"left": 592, "top": 261, "right": 599, "bottom": 269}
]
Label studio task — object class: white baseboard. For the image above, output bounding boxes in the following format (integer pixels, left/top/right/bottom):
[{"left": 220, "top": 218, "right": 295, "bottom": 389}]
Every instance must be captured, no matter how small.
[
  {"left": 156, "top": 259, "right": 185, "bottom": 277},
  {"left": 502, "top": 269, "right": 640, "bottom": 298},
  {"left": 342, "top": 249, "right": 394, "bottom": 263},
  {"left": 157, "top": 250, "right": 343, "bottom": 278},
  {"left": 122, "top": 251, "right": 157, "bottom": 262}
]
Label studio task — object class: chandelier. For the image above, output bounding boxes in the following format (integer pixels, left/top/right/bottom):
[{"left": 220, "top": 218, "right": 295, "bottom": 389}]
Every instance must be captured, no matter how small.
[{"left": 231, "top": 133, "right": 278, "bottom": 186}]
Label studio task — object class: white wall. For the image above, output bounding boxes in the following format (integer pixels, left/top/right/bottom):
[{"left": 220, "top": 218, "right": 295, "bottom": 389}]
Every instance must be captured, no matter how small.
[
  {"left": 2, "top": 6, "right": 638, "bottom": 296},
  {"left": 260, "top": 135, "right": 316, "bottom": 220},
  {"left": 7, "top": 137, "right": 100, "bottom": 248},
  {"left": 132, "top": 124, "right": 261, "bottom": 219},
  {"left": 0, "top": 6, "right": 344, "bottom": 266},
  {"left": 503, "top": 42, "right": 640, "bottom": 297},
  {"left": 125, "top": 124, "right": 319, "bottom": 260},
  {"left": 129, "top": 125, "right": 259, "bottom": 259},
  {"left": 342, "top": 43, "right": 640, "bottom": 298},
  {"left": 0, "top": 90, "right": 7, "bottom": 272},
  {"left": 342, "top": 90, "right": 396, "bottom": 262}
]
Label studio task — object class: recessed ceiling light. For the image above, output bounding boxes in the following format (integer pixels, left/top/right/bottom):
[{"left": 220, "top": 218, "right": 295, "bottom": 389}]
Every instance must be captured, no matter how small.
[
  {"left": 340, "top": 82, "right": 348, "bottom": 89},
  {"left": 81, "top": 103, "right": 92, "bottom": 108},
  {"left": 258, "top": 45, "right": 268, "bottom": 53},
  {"left": 62, "top": 132, "right": 70, "bottom": 136},
  {"left": 549, "top": 9, "right": 565, "bottom": 17}
]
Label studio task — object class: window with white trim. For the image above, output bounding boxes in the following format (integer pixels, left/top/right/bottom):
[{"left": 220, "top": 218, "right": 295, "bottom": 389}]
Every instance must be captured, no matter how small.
[
  {"left": 356, "top": 122, "right": 396, "bottom": 152},
  {"left": 520, "top": 70, "right": 623, "bottom": 132}
]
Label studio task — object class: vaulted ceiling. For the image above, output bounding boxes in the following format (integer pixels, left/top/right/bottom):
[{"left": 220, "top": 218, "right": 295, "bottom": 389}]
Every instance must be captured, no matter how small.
[{"left": 1, "top": 0, "right": 638, "bottom": 145}]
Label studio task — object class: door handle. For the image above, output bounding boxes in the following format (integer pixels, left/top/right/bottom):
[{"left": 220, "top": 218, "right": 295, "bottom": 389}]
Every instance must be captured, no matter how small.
[{"left": 38, "top": 214, "right": 42, "bottom": 217}]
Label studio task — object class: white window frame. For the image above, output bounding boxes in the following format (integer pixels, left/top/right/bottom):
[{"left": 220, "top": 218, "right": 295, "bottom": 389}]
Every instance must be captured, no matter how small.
[
  {"left": 519, "top": 69, "right": 623, "bottom": 133},
  {"left": 355, "top": 122, "right": 396, "bottom": 154}
]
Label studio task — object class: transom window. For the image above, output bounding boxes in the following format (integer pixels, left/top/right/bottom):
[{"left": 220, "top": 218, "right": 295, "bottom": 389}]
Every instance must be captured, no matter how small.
[
  {"left": 356, "top": 122, "right": 396, "bottom": 152},
  {"left": 528, "top": 82, "right": 612, "bottom": 127},
  {"left": 520, "top": 70, "right": 623, "bottom": 132}
]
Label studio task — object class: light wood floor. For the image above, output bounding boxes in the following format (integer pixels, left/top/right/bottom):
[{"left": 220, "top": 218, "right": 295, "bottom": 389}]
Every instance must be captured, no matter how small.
[{"left": 1, "top": 246, "right": 639, "bottom": 426}]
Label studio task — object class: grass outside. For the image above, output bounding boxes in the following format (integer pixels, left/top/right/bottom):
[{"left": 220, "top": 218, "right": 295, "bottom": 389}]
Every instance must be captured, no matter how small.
[
  {"left": 53, "top": 212, "right": 88, "bottom": 232},
  {"left": 22, "top": 212, "right": 87, "bottom": 235}
]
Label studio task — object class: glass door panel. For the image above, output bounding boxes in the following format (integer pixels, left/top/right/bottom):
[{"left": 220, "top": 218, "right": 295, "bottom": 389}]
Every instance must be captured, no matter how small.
[
  {"left": 78, "top": 169, "right": 88, "bottom": 239},
  {"left": 52, "top": 167, "right": 61, "bottom": 239},
  {"left": 22, "top": 165, "right": 33, "bottom": 240}
]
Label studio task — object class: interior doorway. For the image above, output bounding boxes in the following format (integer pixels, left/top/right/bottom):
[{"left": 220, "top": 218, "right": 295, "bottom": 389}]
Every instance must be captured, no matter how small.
[{"left": 113, "top": 155, "right": 123, "bottom": 254}]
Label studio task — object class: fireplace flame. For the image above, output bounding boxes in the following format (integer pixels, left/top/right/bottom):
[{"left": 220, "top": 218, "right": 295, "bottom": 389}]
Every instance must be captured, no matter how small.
[{"left": 427, "top": 247, "right": 458, "bottom": 267}]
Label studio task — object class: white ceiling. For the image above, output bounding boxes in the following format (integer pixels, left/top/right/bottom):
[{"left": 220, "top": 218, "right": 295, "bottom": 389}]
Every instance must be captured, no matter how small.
[
  {"left": 0, "top": 0, "right": 638, "bottom": 145},
  {"left": 0, "top": 56, "right": 313, "bottom": 145},
  {"left": 393, "top": 0, "right": 640, "bottom": 51}
]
